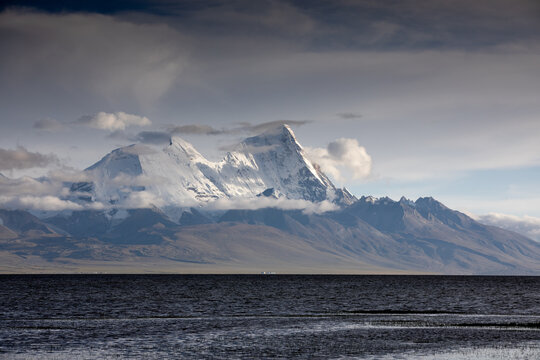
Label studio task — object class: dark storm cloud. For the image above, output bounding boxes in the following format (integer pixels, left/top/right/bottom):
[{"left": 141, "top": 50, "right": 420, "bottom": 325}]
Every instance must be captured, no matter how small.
[
  {"left": 3, "top": 0, "right": 539, "bottom": 51},
  {"left": 0, "top": 9, "right": 187, "bottom": 114},
  {"left": 0, "top": 146, "right": 59, "bottom": 170}
]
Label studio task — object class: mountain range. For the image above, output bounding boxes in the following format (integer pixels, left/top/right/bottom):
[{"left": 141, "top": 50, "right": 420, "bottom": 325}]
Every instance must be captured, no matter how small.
[{"left": 1, "top": 125, "right": 539, "bottom": 274}]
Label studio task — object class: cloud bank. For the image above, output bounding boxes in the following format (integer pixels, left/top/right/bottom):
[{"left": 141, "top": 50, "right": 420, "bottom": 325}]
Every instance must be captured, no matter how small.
[
  {"left": 0, "top": 195, "right": 85, "bottom": 211},
  {"left": 477, "top": 213, "right": 540, "bottom": 242},
  {"left": 0, "top": 168, "right": 340, "bottom": 214},
  {"left": 205, "top": 197, "right": 338, "bottom": 214},
  {"left": 0, "top": 169, "right": 170, "bottom": 211}
]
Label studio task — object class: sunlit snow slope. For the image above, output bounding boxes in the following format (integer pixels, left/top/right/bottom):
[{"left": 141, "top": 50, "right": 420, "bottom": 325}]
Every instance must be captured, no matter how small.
[{"left": 75, "top": 125, "right": 356, "bottom": 208}]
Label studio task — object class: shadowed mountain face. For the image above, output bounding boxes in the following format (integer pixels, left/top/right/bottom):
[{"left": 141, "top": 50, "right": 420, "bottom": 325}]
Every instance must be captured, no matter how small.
[
  {"left": 0, "top": 196, "right": 539, "bottom": 274},
  {"left": 0, "top": 209, "right": 56, "bottom": 235}
]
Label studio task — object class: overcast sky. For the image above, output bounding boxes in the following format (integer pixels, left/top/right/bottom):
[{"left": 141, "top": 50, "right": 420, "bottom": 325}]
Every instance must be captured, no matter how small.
[{"left": 1, "top": 0, "right": 540, "bottom": 234}]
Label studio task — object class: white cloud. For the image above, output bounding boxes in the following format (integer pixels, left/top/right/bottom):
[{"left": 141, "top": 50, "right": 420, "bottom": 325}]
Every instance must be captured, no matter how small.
[
  {"left": 76, "top": 112, "right": 151, "bottom": 131},
  {"left": 0, "top": 195, "right": 84, "bottom": 211},
  {"left": 0, "top": 169, "right": 169, "bottom": 211},
  {"left": 306, "top": 138, "right": 372, "bottom": 183},
  {"left": 108, "top": 173, "right": 168, "bottom": 188},
  {"left": 0, "top": 175, "right": 59, "bottom": 197},
  {"left": 476, "top": 213, "right": 540, "bottom": 242},
  {"left": 0, "top": 170, "right": 103, "bottom": 211},
  {"left": 206, "top": 197, "right": 338, "bottom": 214},
  {"left": 0, "top": 167, "right": 104, "bottom": 196},
  {"left": 46, "top": 169, "right": 93, "bottom": 183},
  {"left": 120, "top": 191, "right": 166, "bottom": 209}
]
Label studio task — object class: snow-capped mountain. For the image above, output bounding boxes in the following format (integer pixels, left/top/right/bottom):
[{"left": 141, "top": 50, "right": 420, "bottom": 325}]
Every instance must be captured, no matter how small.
[
  {"left": 72, "top": 125, "right": 356, "bottom": 209},
  {"left": 3, "top": 126, "right": 540, "bottom": 275}
]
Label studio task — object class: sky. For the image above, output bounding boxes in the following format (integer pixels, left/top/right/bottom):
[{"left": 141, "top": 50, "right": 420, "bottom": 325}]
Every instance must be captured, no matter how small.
[{"left": 1, "top": 0, "right": 540, "bottom": 238}]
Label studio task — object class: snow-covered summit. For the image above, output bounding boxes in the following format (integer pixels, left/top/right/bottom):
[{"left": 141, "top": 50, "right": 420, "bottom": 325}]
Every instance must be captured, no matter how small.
[
  {"left": 237, "top": 124, "right": 337, "bottom": 203},
  {"left": 74, "top": 124, "right": 357, "bottom": 210}
]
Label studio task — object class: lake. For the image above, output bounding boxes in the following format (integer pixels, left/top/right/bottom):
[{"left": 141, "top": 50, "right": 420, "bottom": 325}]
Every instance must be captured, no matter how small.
[{"left": 1, "top": 275, "right": 539, "bottom": 359}]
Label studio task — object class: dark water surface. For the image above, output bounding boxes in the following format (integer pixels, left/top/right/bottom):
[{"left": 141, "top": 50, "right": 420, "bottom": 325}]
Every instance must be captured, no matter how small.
[{"left": 1, "top": 275, "right": 540, "bottom": 359}]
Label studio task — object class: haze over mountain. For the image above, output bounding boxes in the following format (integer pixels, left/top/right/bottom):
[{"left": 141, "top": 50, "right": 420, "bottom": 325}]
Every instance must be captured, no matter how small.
[{"left": 0, "top": 125, "right": 539, "bottom": 274}]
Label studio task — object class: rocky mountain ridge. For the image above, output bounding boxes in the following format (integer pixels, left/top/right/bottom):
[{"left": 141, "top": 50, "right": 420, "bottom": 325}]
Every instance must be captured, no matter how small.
[{"left": 1, "top": 195, "right": 539, "bottom": 274}]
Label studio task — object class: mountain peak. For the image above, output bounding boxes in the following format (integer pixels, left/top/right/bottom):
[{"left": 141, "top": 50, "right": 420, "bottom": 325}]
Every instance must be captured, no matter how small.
[
  {"left": 167, "top": 136, "right": 206, "bottom": 162},
  {"left": 399, "top": 196, "right": 415, "bottom": 207},
  {"left": 242, "top": 123, "right": 302, "bottom": 151},
  {"left": 86, "top": 144, "right": 144, "bottom": 177},
  {"left": 77, "top": 123, "right": 354, "bottom": 209},
  {"left": 415, "top": 196, "right": 445, "bottom": 209},
  {"left": 262, "top": 123, "right": 295, "bottom": 137}
]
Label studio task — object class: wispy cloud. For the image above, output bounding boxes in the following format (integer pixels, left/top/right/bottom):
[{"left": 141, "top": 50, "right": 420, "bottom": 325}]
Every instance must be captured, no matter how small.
[
  {"left": 121, "top": 191, "right": 166, "bottom": 209},
  {"left": 337, "top": 112, "right": 362, "bottom": 120},
  {"left": 238, "top": 120, "right": 312, "bottom": 134},
  {"left": 169, "top": 124, "right": 225, "bottom": 135},
  {"left": 129, "top": 120, "right": 312, "bottom": 150},
  {"left": 167, "top": 120, "right": 311, "bottom": 137},
  {"left": 33, "top": 118, "right": 65, "bottom": 131},
  {"left": 76, "top": 112, "right": 151, "bottom": 131}
]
